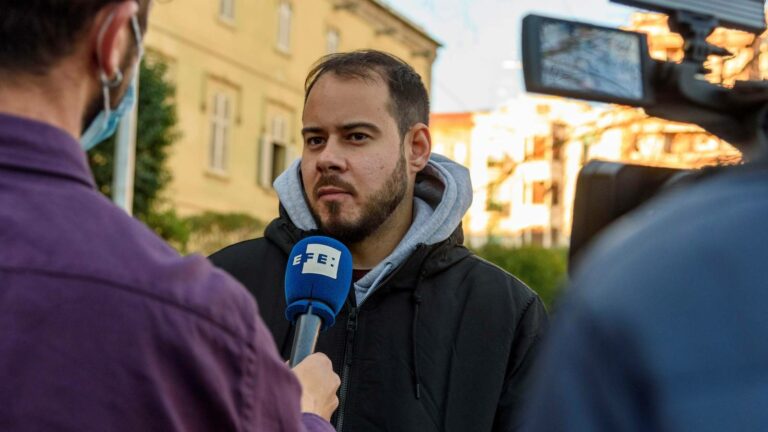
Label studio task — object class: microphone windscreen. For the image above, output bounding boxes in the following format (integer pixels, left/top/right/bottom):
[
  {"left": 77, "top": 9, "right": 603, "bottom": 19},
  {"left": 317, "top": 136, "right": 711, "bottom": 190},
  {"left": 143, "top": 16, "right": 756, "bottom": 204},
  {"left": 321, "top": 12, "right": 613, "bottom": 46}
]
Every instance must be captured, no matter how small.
[{"left": 285, "top": 236, "right": 352, "bottom": 329}]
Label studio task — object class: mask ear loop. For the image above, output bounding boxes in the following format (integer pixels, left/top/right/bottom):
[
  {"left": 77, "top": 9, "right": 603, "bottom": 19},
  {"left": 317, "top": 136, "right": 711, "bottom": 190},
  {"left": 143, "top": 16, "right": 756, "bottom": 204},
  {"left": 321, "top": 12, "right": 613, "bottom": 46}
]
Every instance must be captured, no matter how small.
[
  {"left": 130, "top": 15, "right": 145, "bottom": 60},
  {"left": 95, "top": 11, "right": 125, "bottom": 121}
]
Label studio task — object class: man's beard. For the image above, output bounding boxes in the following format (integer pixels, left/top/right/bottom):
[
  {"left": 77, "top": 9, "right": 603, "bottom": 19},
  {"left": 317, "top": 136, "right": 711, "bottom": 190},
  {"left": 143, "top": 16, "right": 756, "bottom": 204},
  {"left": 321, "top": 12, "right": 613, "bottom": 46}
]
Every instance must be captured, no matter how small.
[{"left": 310, "top": 150, "right": 408, "bottom": 244}]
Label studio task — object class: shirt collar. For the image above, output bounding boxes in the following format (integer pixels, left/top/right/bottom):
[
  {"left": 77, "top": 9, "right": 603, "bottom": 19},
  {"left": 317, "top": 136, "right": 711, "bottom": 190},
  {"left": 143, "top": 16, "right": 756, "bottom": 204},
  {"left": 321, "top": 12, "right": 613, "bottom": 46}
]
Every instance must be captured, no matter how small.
[{"left": 0, "top": 112, "right": 96, "bottom": 189}]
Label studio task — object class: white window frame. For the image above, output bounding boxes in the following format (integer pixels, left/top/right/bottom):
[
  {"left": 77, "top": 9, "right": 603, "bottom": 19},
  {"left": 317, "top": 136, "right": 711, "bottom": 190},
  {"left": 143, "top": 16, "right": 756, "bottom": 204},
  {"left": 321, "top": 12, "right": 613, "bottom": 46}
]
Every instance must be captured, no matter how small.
[
  {"left": 277, "top": 1, "right": 292, "bottom": 53},
  {"left": 209, "top": 92, "right": 232, "bottom": 173},
  {"left": 219, "top": 0, "right": 235, "bottom": 22},
  {"left": 326, "top": 28, "right": 340, "bottom": 54}
]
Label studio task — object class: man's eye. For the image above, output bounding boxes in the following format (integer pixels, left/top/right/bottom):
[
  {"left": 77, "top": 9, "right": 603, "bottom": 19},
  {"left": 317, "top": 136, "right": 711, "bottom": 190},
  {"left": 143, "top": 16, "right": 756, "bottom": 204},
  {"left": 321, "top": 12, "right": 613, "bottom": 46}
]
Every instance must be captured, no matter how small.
[
  {"left": 306, "top": 137, "right": 325, "bottom": 146},
  {"left": 348, "top": 133, "right": 369, "bottom": 142}
]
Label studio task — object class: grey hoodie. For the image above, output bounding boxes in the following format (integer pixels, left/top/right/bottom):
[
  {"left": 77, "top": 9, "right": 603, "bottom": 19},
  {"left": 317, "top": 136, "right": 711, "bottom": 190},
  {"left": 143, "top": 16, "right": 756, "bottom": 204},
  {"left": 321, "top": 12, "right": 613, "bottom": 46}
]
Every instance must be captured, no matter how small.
[{"left": 273, "top": 153, "right": 473, "bottom": 305}]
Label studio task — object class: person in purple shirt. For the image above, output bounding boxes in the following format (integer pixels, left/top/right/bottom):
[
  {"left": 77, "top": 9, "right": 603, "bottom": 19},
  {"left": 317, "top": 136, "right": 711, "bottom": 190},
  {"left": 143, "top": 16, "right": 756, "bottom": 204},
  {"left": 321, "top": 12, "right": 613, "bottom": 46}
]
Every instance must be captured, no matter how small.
[{"left": 0, "top": 1, "right": 339, "bottom": 430}]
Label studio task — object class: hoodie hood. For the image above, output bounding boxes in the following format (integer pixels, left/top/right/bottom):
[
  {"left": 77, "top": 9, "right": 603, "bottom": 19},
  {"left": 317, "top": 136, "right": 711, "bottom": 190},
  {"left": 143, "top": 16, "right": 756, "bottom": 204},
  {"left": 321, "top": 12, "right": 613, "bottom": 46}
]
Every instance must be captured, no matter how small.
[{"left": 273, "top": 153, "right": 473, "bottom": 305}]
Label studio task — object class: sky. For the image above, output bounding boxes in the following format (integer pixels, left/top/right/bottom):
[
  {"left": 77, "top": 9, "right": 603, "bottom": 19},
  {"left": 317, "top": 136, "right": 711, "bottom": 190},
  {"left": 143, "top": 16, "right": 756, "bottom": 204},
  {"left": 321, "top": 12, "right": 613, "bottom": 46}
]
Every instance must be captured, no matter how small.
[{"left": 382, "top": 0, "right": 638, "bottom": 113}]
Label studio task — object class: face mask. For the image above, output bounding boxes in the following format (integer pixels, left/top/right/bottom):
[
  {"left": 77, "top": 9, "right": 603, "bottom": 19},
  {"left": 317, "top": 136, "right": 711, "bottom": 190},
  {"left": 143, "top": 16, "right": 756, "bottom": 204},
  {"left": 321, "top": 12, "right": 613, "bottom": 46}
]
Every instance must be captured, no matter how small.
[{"left": 81, "top": 15, "right": 144, "bottom": 151}]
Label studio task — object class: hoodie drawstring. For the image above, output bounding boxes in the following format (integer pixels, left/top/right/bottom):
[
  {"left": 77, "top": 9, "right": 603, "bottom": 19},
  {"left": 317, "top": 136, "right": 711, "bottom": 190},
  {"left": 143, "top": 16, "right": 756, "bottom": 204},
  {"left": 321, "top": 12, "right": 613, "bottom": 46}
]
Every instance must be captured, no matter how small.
[{"left": 411, "top": 291, "right": 423, "bottom": 399}]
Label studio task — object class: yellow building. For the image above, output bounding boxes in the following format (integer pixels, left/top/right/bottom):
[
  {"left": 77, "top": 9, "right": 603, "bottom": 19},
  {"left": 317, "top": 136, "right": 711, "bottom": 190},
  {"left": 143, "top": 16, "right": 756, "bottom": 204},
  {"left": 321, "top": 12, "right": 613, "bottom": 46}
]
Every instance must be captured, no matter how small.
[{"left": 144, "top": 0, "right": 439, "bottom": 222}]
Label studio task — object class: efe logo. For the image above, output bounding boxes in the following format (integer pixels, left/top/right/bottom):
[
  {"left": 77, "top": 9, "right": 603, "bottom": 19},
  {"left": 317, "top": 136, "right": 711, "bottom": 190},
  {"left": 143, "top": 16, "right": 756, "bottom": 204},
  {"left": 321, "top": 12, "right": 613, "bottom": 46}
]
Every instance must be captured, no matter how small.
[{"left": 292, "top": 243, "right": 341, "bottom": 279}]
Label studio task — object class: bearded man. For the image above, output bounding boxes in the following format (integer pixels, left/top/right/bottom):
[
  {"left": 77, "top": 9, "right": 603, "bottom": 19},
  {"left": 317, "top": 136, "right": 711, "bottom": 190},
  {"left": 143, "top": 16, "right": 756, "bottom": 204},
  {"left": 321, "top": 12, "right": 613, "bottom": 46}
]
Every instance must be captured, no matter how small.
[{"left": 210, "top": 50, "right": 548, "bottom": 432}]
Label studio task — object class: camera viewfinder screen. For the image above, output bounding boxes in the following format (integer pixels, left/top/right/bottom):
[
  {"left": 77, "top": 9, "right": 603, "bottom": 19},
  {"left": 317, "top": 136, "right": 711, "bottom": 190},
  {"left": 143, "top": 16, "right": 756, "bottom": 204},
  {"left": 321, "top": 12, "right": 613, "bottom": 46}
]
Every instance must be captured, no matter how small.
[{"left": 539, "top": 21, "right": 644, "bottom": 102}]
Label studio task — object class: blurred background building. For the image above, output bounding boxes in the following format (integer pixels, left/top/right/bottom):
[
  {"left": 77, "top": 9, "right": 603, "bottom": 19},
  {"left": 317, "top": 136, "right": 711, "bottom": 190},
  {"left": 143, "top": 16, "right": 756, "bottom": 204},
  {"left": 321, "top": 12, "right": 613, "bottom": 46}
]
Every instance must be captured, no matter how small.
[
  {"left": 432, "top": 97, "right": 591, "bottom": 248},
  {"left": 144, "top": 0, "right": 440, "bottom": 222},
  {"left": 431, "top": 12, "right": 764, "bottom": 248}
]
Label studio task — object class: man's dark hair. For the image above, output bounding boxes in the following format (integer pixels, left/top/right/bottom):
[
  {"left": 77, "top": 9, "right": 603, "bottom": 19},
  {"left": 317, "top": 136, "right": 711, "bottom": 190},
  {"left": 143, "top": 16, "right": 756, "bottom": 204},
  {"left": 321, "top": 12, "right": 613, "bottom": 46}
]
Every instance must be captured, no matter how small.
[
  {"left": 304, "top": 50, "right": 430, "bottom": 138},
  {"left": 0, "top": 0, "right": 148, "bottom": 76}
]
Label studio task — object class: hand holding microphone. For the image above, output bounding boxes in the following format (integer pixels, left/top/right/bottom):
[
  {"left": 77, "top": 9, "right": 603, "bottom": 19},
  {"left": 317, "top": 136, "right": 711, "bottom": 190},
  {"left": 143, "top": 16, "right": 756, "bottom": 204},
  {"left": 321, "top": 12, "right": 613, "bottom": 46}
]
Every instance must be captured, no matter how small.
[
  {"left": 284, "top": 236, "right": 352, "bottom": 420},
  {"left": 292, "top": 353, "right": 340, "bottom": 421}
]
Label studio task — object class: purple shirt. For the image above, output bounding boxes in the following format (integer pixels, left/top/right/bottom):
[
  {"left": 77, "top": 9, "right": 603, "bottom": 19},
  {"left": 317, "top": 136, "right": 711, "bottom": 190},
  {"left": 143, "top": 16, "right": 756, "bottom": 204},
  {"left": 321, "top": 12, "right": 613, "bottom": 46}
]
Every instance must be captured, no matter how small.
[{"left": 0, "top": 113, "right": 332, "bottom": 432}]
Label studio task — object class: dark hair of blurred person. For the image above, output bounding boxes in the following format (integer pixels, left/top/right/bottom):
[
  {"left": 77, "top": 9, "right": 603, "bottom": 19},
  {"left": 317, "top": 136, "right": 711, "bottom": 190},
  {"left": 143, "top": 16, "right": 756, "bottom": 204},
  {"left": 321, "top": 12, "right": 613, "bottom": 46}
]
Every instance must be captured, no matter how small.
[{"left": 0, "top": 0, "right": 149, "bottom": 74}]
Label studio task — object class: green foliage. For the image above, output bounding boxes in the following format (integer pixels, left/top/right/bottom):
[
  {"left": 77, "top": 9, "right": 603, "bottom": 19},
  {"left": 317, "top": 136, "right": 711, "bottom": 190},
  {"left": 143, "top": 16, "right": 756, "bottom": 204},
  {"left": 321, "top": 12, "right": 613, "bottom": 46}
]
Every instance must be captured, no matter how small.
[
  {"left": 84, "top": 59, "right": 266, "bottom": 256},
  {"left": 132, "top": 59, "right": 179, "bottom": 221},
  {"left": 185, "top": 212, "right": 266, "bottom": 256},
  {"left": 474, "top": 244, "right": 569, "bottom": 311},
  {"left": 87, "top": 59, "right": 183, "bottom": 244},
  {"left": 144, "top": 209, "right": 191, "bottom": 253}
]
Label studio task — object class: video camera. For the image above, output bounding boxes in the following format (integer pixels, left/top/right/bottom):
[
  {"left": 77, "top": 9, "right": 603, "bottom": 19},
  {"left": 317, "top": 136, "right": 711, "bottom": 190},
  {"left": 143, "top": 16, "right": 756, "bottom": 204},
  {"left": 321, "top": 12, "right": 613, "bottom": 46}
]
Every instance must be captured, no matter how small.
[{"left": 521, "top": 0, "right": 768, "bottom": 272}]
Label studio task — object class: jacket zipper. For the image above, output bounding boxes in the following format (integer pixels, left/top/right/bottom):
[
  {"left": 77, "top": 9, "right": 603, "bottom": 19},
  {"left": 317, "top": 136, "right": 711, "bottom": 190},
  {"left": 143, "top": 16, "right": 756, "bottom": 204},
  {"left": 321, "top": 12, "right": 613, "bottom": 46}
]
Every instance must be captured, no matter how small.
[
  {"left": 333, "top": 249, "right": 425, "bottom": 431},
  {"left": 335, "top": 306, "right": 358, "bottom": 432}
]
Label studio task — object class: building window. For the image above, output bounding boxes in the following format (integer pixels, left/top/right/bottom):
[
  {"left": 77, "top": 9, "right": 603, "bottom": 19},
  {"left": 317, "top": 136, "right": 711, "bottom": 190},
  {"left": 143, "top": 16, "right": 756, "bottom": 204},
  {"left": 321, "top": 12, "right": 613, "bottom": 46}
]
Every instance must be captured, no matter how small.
[
  {"left": 552, "top": 143, "right": 563, "bottom": 161},
  {"left": 551, "top": 228, "right": 561, "bottom": 246},
  {"left": 663, "top": 134, "right": 675, "bottom": 153},
  {"left": 260, "top": 113, "right": 291, "bottom": 187},
  {"left": 551, "top": 182, "right": 560, "bottom": 206},
  {"left": 277, "top": 1, "right": 292, "bottom": 53},
  {"left": 552, "top": 122, "right": 567, "bottom": 160},
  {"left": 487, "top": 157, "right": 503, "bottom": 168},
  {"left": 532, "top": 181, "right": 547, "bottom": 204},
  {"left": 219, "top": 0, "right": 235, "bottom": 22},
  {"left": 486, "top": 199, "right": 502, "bottom": 212},
  {"left": 270, "top": 116, "right": 288, "bottom": 184},
  {"left": 500, "top": 202, "right": 511, "bottom": 217},
  {"left": 209, "top": 92, "right": 232, "bottom": 173},
  {"left": 326, "top": 28, "right": 340, "bottom": 54},
  {"left": 552, "top": 122, "right": 567, "bottom": 146},
  {"left": 272, "top": 144, "right": 287, "bottom": 184},
  {"left": 528, "top": 136, "right": 547, "bottom": 160}
]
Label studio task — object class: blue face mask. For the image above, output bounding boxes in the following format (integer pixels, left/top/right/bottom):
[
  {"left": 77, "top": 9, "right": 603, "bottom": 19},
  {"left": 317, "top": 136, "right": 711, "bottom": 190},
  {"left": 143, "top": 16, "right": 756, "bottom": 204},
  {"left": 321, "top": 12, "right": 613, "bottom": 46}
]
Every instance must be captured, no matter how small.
[{"left": 81, "top": 15, "right": 144, "bottom": 151}]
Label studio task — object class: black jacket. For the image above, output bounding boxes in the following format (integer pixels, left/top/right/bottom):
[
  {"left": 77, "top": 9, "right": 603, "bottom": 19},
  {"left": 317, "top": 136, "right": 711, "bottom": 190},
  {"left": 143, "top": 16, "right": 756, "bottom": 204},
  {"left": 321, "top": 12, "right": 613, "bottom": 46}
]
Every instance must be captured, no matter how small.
[{"left": 210, "top": 211, "right": 548, "bottom": 432}]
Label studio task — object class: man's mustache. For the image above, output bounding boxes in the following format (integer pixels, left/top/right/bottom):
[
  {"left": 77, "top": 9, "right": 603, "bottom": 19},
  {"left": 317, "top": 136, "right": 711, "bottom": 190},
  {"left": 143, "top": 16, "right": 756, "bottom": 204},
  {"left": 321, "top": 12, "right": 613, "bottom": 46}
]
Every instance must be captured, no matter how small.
[{"left": 314, "top": 176, "right": 358, "bottom": 198}]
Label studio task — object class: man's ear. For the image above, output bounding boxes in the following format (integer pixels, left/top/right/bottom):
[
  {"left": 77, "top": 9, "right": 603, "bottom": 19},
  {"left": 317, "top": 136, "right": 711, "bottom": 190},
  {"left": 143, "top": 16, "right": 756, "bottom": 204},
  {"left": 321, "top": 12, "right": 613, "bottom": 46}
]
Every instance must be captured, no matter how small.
[
  {"left": 90, "top": 1, "right": 139, "bottom": 80},
  {"left": 406, "top": 123, "right": 431, "bottom": 174}
]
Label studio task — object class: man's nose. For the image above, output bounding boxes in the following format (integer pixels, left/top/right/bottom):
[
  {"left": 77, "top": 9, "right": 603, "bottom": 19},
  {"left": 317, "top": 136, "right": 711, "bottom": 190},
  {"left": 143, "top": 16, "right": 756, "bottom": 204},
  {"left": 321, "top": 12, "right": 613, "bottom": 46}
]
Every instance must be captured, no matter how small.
[{"left": 316, "top": 137, "right": 347, "bottom": 172}]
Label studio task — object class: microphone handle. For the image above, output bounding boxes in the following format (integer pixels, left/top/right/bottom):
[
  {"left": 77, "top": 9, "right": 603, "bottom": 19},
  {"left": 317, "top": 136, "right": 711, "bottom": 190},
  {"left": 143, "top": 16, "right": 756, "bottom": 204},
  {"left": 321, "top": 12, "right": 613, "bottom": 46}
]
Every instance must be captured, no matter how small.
[{"left": 289, "top": 309, "right": 322, "bottom": 367}]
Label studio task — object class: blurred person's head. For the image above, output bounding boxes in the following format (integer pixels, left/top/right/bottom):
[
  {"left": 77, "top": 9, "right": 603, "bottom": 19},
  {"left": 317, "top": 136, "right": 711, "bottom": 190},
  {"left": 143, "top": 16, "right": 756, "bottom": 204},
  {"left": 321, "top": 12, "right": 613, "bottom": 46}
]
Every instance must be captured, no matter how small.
[
  {"left": 300, "top": 50, "right": 431, "bottom": 245},
  {"left": 0, "top": 0, "right": 151, "bottom": 147}
]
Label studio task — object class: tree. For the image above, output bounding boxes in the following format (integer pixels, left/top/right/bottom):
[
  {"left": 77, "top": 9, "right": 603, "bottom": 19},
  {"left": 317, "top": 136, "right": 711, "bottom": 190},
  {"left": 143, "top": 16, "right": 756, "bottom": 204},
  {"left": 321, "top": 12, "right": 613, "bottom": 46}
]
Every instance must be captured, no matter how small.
[
  {"left": 87, "top": 59, "right": 188, "bottom": 249},
  {"left": 474, "top": 243, "right": 569, "bottom": 311}
]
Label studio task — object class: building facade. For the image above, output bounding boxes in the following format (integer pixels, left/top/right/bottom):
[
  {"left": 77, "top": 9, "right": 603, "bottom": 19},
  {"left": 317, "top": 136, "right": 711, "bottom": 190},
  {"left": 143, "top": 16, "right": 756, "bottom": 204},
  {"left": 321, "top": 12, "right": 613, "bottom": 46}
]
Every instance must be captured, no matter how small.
[
  {"left": 145, "top": 0, "right": 439, "bottom": 221},
  {"left": 431, "top": 12, "right": 765, "bottom": 249},
  {"left": 432, "top": 97, "right": 592, "bottom": 249}
]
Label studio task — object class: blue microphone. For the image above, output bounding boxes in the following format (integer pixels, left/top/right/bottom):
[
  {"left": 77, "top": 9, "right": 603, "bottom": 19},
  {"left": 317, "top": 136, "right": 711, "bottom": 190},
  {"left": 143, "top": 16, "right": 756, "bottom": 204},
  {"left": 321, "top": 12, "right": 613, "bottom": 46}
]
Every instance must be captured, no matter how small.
[{"left": 285, "top": 236, "right": 352, "bottom": 366}]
